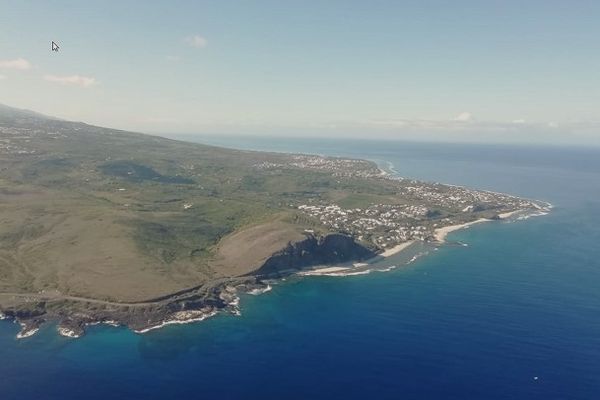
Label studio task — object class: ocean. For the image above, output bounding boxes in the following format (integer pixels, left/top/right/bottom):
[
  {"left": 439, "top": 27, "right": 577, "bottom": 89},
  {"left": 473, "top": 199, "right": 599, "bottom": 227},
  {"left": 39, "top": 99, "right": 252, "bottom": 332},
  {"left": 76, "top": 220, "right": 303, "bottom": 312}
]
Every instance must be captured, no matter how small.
[{"left": 1, "top": 138, "right": 599, "bottom": 400}]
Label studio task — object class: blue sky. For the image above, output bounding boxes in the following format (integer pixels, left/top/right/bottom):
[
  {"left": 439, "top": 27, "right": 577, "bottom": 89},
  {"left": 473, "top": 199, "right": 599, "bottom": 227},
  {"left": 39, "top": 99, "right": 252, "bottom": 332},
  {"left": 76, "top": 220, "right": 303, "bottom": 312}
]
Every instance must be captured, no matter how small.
[{"left": 1, "top": 0, "right": 599, "bottom": 144}]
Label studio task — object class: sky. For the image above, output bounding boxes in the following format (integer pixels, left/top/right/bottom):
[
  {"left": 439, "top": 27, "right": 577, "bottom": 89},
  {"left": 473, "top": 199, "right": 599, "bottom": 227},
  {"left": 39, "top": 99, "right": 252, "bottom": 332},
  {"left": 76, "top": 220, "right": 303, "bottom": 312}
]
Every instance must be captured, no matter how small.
[{"left": 0, "top": 0, "right": 599, "bottom": 145}]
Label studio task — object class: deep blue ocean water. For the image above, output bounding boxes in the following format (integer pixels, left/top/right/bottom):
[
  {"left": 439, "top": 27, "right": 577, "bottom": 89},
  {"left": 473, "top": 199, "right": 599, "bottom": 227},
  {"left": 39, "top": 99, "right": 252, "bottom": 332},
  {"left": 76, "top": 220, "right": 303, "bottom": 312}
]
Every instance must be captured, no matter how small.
[{"left": 1, "top": 138, "right": 599, "bottom": 400}]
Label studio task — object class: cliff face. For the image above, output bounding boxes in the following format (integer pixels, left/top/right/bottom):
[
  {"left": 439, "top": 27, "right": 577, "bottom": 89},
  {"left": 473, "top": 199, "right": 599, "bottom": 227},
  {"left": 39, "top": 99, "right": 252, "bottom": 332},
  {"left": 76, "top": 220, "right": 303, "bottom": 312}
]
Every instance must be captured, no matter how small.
[
  {"left": 1, "top": 233, "right": 376, "bottom": 338},
  {"left": 253, "top": 233, "right": 377, "bottom": 277}
]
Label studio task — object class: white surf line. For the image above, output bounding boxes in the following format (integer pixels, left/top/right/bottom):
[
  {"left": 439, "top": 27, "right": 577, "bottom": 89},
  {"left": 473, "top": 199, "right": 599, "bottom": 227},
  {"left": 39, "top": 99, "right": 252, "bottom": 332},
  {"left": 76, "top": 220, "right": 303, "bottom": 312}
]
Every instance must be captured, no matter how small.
[{"left": 134, "top": 310, "right": 218, "bottom": 334}]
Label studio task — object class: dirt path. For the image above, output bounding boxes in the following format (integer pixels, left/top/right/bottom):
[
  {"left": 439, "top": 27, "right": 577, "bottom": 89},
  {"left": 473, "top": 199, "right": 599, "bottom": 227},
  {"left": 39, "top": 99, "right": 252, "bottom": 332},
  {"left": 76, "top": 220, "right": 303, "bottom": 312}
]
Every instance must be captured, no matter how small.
[
  {"left": 0, "top": 277, "right": 245, "bottom": 308},
  {"left": 0, "top": 292, "right": 164, "bottom": 307}
]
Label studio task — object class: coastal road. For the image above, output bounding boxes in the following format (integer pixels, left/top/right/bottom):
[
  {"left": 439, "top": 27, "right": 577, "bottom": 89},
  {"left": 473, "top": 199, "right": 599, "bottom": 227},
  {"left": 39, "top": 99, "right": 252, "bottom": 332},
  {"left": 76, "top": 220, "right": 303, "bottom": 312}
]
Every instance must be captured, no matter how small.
[
  {"left": 0, "top": 277, "right": 244, "bottom": 308},
  {"left": 0, "top": 292, "right": 165, "bottom": 307}
]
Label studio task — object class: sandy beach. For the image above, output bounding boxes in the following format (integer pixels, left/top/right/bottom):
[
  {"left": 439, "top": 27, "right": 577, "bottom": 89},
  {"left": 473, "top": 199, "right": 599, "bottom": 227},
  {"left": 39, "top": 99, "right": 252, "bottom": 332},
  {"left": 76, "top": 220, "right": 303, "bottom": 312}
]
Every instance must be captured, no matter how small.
[
  {"left": 380, "top": 240, "right": 416, "bottom": 257},
  {"left": 299, "top": 266, "right": 352, "bottom": 276},
  {"left": 434, "top": 209, "right": 524, "bottom": 243},
  {"left": 434, "top": 219, "right": 488, "bottom": 242},
  {"left": 299, "top": 240, "right": 416, "bottom": 276},
  {"left": 497, "top": 209, "right": 522, "bottom": 219}
]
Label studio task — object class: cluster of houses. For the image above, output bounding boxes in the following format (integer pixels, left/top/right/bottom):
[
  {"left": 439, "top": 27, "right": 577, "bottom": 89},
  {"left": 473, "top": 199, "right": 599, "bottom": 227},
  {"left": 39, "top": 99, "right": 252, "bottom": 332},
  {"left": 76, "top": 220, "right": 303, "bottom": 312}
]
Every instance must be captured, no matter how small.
[
  {"left": 298, "top": 203, "right": 432, "bottom": 247},
  {"left": 395, "top": 180, "right": 538, "bottom": 214},
  {"left": 255, "top": 153, "right": 544, "bottom": 249},
  {"left": 255, "top": 154, "right": 381, "bottom": 178},
  {"left": 0, "top": 126, "right": 39, "bottom": 155}
]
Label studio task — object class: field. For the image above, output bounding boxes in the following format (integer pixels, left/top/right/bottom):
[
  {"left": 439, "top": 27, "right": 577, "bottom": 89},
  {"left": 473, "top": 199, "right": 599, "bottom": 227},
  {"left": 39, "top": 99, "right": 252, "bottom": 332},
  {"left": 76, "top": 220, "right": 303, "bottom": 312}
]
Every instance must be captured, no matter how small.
[{"left": 0, "top": 105, "right": 397, "bottom": 302}]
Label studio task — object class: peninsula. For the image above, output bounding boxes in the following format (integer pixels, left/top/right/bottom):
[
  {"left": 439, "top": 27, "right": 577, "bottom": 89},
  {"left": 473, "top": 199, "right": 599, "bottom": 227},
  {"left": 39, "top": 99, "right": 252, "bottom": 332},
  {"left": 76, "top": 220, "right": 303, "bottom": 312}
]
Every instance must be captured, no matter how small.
[{"left": 0, "top": 104, "right": 549, "bottom": 338}]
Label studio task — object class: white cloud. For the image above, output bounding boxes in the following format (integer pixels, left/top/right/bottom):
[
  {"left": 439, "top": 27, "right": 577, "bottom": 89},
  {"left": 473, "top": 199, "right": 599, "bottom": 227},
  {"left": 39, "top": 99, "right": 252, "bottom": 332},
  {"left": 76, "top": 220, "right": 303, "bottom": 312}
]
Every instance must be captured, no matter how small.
[
  {"left": 166, "top": 55, "right": 180, "bottom": 61},
  {"left": 547, "top": 121, "right": 559, "bottom": 128},
  {"left": 512, "top": 119, "right": 526, "bottom": 124},
  {"left": 44, "top": 74, "right": 97, "bottom": 88},
  {"left": 185, "top": 35, "right": 208, "bottom": 48},
  {"left": 0, "top": 58, "right": 31, "bottom": 70},
  {"left": 453, "top": 112, "right": 472, "bottom": 122},
  {"left": 0, "top": 74, "right": 5, "bottom": 80},
  {"left": 367, "top": 118, "right": 478, "bottom": 131},
  {"left": 362, "top": 117, "right": 555, "bottom": 134},
  {"left": 138, "top": 116, "right": 178, "bottom": 124}
]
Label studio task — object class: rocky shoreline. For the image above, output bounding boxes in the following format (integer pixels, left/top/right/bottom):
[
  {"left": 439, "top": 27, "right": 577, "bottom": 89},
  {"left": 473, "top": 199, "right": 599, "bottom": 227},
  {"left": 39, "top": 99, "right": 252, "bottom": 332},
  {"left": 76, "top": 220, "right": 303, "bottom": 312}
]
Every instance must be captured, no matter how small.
[
  {"left": 0, "top": 232, "right": 378, "bottom": 339},
  {"left": 2, "top": 282, "right": 250, "bottom": 340},
  {"left": 0, "top": 205, "right": 552, "bottom": 340}
]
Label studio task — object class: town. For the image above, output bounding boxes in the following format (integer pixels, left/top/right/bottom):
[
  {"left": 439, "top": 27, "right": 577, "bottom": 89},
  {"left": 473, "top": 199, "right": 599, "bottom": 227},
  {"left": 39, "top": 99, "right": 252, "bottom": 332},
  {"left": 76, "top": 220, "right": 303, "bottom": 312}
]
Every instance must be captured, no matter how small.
[{"left": 274, "top": 155, "right": 548, "bottom": 249}]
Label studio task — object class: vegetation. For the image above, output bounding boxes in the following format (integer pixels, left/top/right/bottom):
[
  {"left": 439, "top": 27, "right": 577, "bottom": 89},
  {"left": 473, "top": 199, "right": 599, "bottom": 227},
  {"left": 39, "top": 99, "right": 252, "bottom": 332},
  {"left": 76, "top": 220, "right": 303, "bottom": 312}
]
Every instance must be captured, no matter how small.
[
  {"left": 0, "top": 104, "right": 537, "bottom": 305},
  {"left": 0, "top": 105, "right": 393, "bottom": 301}
]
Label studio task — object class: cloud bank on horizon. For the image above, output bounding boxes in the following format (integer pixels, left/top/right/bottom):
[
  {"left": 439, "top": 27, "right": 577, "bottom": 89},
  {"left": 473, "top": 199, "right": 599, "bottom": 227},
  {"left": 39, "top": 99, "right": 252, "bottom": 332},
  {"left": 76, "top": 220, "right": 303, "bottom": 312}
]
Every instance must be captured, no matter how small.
[
  {"left": 454, "top": 112, "right": 472, "bottom": 122},
  {"left": 0, "top": 57, "right": 96, "bottom": 88},
  {"left": 0, "top": 1, "right": 598, "bottom": 145},
  {"left": 0, "top": 58, "right": 32, "bottom": 70},
  {"left": 43, "top": 75, "right": 97, "bottom": 88}
]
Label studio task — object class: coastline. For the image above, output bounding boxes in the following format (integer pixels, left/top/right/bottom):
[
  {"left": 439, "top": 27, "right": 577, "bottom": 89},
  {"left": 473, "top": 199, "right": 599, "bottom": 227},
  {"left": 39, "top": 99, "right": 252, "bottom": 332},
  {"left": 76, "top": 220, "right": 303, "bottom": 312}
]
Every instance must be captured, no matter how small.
[
  {"left": 299, "top": 266, "right": 351, "bottom": 276},
  {"left": 16, "top": 324, "right": 39, "bottom": 339},
  {"left": 4, "top": 207, "right": 551, "bottom": 340},
  {"left": 380, "top": 240, "right": 416, "bottom": 257},
  {"left": 433, "top": 208, "right": 535, "bottom": 243},
  {"left": 134, "top": 309, "right": 219, "bottom": 334},
  {"left": 497, "top": 209, "right": 523, "bottom": 219},
  {"left": 434, "top": 219, "right": 489, "bottom": 243},
  {"left": 298, "top": 240, "right": 417, "bottom": 277}
]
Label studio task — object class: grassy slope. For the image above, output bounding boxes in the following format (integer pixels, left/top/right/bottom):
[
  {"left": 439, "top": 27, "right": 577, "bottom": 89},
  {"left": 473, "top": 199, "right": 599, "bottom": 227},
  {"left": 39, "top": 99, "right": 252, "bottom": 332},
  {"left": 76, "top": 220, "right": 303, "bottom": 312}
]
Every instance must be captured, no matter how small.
[{"left": 0, "top": 109, "right": 394, "bottom": 301}]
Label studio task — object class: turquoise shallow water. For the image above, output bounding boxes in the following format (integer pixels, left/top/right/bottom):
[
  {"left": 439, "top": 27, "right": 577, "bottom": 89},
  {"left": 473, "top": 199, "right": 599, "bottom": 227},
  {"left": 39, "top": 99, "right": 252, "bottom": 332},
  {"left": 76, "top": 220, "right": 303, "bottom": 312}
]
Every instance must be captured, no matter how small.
[{"left": 1, "top": 139, "right": 599, "bottom": 399}]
